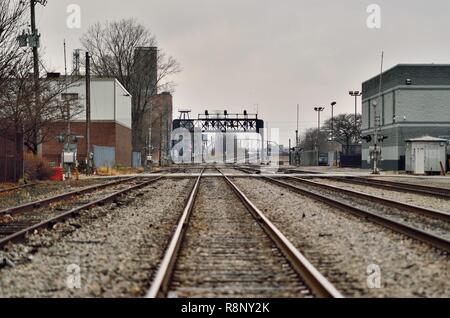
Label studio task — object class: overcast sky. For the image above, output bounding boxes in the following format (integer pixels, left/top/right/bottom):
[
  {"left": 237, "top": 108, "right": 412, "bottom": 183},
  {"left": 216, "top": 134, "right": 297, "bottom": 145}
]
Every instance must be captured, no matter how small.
[{"left": 34, "top": 0, "right": 450, "bottom": 145}]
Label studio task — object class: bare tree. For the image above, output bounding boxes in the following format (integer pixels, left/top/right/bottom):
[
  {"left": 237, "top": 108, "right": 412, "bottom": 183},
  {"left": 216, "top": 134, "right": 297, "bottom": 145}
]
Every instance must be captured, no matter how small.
[
  {"left": 299, "top": 128, "right": 329, "bottom": 151},
  {"left": 80, "top": 18, "right": 181, "bottom": 153},
  {"left": 0, "top": 0, "right": 28, "bottom": 89},
  {"left": 0, "top": 55, "right": 82, "bottom": 154},
  {"left": 323, "top": 113, "right": 361, "bottom": 154}
]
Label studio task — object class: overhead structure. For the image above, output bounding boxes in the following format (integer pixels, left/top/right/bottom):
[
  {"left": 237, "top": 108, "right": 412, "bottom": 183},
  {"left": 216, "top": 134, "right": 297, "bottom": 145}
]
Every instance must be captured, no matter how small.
[
  {"left": 173, "top": 110, "right": 264, "bottom": 133},
  {"left": 172, "top": 110, "right": 265, "bottom": 164}
]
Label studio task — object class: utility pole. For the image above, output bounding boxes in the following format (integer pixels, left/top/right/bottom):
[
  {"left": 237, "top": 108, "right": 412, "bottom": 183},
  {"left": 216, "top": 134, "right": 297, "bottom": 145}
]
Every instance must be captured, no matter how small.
[
  {"left": 85, "top": 52, "right": 92, "bottom": 174},
  {"left": 29, "top": 0, "right": 47, "bottom": 154},
  {"left": 30, "top": 1, "right": 40, "bottom": 88},
  {"left": 296, "top": 104, "right": 299, "bottom": 147}
]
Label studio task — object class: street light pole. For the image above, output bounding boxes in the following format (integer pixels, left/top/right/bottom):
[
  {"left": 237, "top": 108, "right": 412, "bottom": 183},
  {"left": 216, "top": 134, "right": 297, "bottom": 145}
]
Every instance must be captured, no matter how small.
[
  {"left": 330, "top": 101, "right": 337, "bottom": 167},
  {"left": 330, "top": 102, "right": 337, "bottom": 133},
  {"left": 314, "top": 107, "right": 325, "bottom": 166}
]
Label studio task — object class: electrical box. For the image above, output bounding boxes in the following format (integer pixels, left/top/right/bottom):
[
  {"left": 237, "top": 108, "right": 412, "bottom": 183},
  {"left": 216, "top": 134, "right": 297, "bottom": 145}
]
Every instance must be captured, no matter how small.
[
  {"left": 28, "top": 32, "right": 40, "bottom": 48},
  {"left": 17, "top": 32, "right": 28, "bottom": 47}
]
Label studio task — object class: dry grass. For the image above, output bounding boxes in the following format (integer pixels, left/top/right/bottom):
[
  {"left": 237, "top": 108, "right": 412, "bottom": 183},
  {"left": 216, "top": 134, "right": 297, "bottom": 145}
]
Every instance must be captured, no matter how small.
[{"left": 95, "top": 166, "right": 144, "bottom": 176}]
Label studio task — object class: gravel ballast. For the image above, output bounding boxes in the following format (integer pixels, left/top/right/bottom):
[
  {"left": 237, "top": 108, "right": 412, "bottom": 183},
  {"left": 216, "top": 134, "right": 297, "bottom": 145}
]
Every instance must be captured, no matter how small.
[
  {"left": 169, "top": 177, "right": 311, "bottom": 298},
  {"left": 283, "top": 178, "right": 450, "bottom": 240},
  {"left": 311, "top": 178, "right": 450, "bottom": 213},
  {"left": 233, "top": 177, "right": 450, "bottom": 297},
  {"left": 371, "top": 177, "right": 450, "bottom": 190},
  {"left": 0, "top": 179, "right": 112, "bottom": 210},
  {"left": 0, "top": 178, "right": 193, "bottom": 297}
]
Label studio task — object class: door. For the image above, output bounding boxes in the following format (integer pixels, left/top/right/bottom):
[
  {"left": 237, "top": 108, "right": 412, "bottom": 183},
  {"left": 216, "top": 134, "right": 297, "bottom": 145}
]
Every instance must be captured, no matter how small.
[{"left": 414, "top": 147, "right": 425, "bottom": 174}]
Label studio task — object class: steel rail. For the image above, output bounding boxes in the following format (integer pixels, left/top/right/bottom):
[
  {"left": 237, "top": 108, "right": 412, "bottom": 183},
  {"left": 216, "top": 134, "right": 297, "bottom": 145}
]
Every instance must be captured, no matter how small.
[
  {"left": 0, "top": 183, "right": 37, "bottom": 194},
  {"left": 289, "top": 177, "right": 450, "bottom": 223},
  {"left": 328, "top": 176, "right": 450, "bottom": 200},
  {"left": 217, "top": 168, "right": 343, "bottom": 298},
  {"left": 0, "top": 177, "right": 162, "bottom": 249},
  {"left": 263, "top": 177, "right": 450, "bottom": 253},
  {"left": 0, "top": 177, "right": 137, "bottom": 216},
  {"left": 146, "top": 170, "right": 204, "bottom": 298},
  {"left": 235, "top": 165, "right": 323, "bottom": 175}
]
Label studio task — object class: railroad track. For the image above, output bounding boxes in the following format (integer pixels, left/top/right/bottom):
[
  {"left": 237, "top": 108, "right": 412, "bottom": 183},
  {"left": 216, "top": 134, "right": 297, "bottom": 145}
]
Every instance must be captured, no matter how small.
[
  {"left": 0, "top": 183, "right": 37, "bottom": 195},
  {"left": 237, "top": 165, "right": 323, "bottom": 175},
  {"left": 0, "top": 177, "right": 137, "bottom": 216},
  {"left": 255, "top": 175, "right": 450, "bottom": 253},
  {"left": 147, "top": 168, "right": 343, "bottom": 298},
  {"left": 325, "top": 176, "right": 450, "bottom": 200},
  {"left": 0, "top": 177, "right": 162, "bottom": 249}
]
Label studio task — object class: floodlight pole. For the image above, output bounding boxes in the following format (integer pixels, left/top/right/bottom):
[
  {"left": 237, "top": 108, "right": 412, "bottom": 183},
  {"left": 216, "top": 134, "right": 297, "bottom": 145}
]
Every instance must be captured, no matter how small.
[
  {"left": 349, "top": 90, "right": 362, "bottom": 143},
  {"left": 314, "top": 107, "right": 325, "bottom": 166}
]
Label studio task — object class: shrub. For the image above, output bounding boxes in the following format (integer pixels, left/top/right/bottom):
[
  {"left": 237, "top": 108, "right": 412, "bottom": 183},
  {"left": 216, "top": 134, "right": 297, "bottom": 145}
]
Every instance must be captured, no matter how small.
[
  {"left": 77, "top": 160, "right": 88, "bottom": 174},
  {"left": 24, "top": 153, "right": 55, "bottom": 181}
]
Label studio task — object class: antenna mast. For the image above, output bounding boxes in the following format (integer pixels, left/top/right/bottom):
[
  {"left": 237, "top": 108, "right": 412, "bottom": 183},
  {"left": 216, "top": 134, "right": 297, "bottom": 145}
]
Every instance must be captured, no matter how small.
[{"left": 372, "top": 51, "right": 384, "bottom": 174}]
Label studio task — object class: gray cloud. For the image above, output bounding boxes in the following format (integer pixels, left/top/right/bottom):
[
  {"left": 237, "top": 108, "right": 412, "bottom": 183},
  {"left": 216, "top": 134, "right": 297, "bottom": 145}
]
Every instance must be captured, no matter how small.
[{"left": 35, "top": 0, "right": 450, "bottom": 145}]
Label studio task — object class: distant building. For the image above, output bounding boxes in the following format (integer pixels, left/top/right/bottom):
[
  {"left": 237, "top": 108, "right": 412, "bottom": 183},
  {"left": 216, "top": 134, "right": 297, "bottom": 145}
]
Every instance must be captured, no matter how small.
[
  {"left": 0, "top": 133, "right": 23, "bottom": 183},
  {"left": 42, "top": 76, "right": 133, "bottom": 167},
  {"left": 361, "top": 64, "right": 450, "bottom": 171},
  {"left": 148, "top": 92, "right": 173, "bottom": 166}
]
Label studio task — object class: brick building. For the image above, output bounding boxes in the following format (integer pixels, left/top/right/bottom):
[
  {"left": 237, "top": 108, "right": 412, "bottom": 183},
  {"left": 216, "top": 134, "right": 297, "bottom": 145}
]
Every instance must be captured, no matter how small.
[
  {"left": 0, "top": 133, "right": 23, "bottom": 183},
  {"left": 42, "top": 77, "right": 133, "bottom": 167},
  {"left": 362, "top": 64, "right": 450, "bottom": 170}
]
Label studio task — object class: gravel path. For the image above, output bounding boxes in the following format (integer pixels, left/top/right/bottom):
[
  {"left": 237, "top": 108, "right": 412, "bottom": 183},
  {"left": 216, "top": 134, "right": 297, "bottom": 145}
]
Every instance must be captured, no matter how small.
[
  {"left": 0, "top": 179, "right": 110, "bottom": 210},
  {"left": 233, "top": 177, "right": 450, "bottom": 298},
  {"left": 169, "top": 177, "right": 311, "bottom": 298},
  {"left": 0, "top": 178, "right": 193, "bottom": 298}
]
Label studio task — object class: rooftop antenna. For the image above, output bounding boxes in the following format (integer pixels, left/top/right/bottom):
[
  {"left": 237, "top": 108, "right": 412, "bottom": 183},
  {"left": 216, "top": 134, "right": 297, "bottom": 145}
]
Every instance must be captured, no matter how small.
[
  {"left": 372, "top": 51, "right": 384, "bottom": 175},
  {"left": 63, "top": 39, "right": 68, "bottom": 76},
  {"left": 73, "top": 49, "right": 81, "bottom": 75}
]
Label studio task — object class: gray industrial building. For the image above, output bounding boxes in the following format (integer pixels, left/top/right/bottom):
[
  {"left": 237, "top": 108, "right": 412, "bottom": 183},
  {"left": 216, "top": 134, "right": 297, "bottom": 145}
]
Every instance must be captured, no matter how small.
[{"left": 361, "top": 64, "right": 450, "bottom": 171}]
